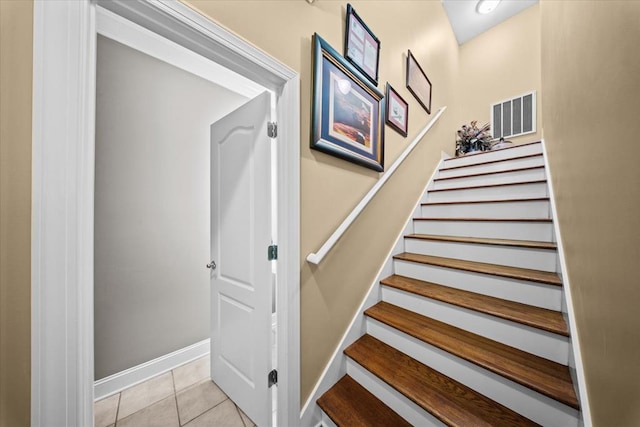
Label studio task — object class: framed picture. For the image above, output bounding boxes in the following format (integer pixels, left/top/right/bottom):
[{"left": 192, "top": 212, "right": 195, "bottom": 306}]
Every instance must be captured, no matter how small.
[
  {"left": 406, "top": 50, "right": 432, "bottom": 114},
  {"left": 344, "top": 4, "right": 380, "bottom": 86},
  {"left": 311, "top": 33, "right": 385, "bottom": 172},
  {"left": 385, "top": 83, "right": 409, "bottom": 137}
]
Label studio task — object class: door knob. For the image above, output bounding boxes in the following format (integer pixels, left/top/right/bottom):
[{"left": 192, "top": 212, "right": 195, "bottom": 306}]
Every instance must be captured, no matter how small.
[{"left": 206, "top": 260, "right": 217, "bottom": 269}]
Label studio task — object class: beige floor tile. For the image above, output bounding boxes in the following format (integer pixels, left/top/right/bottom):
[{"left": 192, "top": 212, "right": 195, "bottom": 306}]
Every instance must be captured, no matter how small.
[
  {"left": 173, "top": 355, "right": 210, "bottom": 391},
  {"left": 237, "top": 405, "right": 255, "bottom": 427},
  {"left": 176, "top": 379, "right": 227, "bottom": 425},
  {"left": 94, "top": 393, "right": 119, "bottom": 427},
  {"left": 116, "top": 395, "right": 179, "bottom": 427},
  {"left": 184, "top": 399, "right": 244, "bottom": 427},
  {"left": 117, "top": 372, "right": 174, "bottom": 420}
]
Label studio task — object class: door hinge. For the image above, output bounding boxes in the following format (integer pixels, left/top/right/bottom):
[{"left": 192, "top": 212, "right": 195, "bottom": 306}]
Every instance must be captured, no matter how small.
[
  {"left": 268, "top": 369, "right": 277, "bottom": 387},
  {"left": 268, "top": 245, "right": 278, "bottom": 261},
  {"left": 267, "top": 122, "right": 277, "bottom": 138}
]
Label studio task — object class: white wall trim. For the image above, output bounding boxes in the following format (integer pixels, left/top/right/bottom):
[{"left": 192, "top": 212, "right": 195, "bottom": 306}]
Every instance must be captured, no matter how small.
[
  {"left": 541, "top": 138, "right": 592, "bottom": 426},
  {"left": 31, "top": 1, "right": 300, "bottom": 426},
  {"left": 96, "top": 7, "right": 263, "bottom": 99},
  {"left": 94, "top": 339, "right": 210, "bottom": 401},
  {"left": 299, "top": 157, "right": 444, "bottom": 426}
]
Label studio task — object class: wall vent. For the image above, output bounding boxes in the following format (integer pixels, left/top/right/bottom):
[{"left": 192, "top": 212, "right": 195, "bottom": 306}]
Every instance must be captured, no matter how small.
[{"left": 491, "top": 91, "right": 536, "bottom": 140}]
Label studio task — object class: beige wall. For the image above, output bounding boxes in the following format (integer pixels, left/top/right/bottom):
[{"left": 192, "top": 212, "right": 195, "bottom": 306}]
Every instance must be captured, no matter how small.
[
  {"left": 458, "top": 3, "right": 542, "bottom": 145},
  {"left": 182, "top": 0, "right": 461, "bottom": 403},
  {"left": 541, "top": 1, "right": 640, "bottom": 425},
  {"left": 0, "top": 0, "right": 33, "bottom": 426}
]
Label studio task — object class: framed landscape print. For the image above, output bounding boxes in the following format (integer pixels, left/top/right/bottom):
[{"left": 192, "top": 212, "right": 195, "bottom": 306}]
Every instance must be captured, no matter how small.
[
  {"left": 344, "top": 4, "right": 380, "bottom": 86},
  {"left": 406, "top": 50, "right": 432, "bottom": 114},
  {"left": 385, "top": 83, "right": 409, "bottom": 137},
  {"left": 311, "top": 33, "right": 385, "bottom": 172}
]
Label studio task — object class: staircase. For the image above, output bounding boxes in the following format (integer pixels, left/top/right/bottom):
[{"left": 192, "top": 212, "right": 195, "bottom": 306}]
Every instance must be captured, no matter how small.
[{"left": 317, "top": 142, "right": 582, "bottom": 426}]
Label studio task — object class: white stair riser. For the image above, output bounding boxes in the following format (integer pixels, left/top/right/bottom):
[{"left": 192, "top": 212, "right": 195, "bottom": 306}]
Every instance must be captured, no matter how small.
[
  {"left": 346, "top": 359, "right": 446, "bottom": 427},
  {"left": 421, "top": 199, "right": 550, "bottom": 219},
  {"left": 393, "top": 260, "right": 562, "bottom": 310},
  {"left": 426, "top": 182, "right": 548, "bottom": 203},
  {"left": 439, "top": 155, "right": 545, "bottom": 179},
  {"left": 414, "top": 220, "right": 554, "bottom": 241},
  {"left": 367, "top": 320, "right": 580, "bottom": 427},
  {"left": 404, "top": 239, "right": 557, "bottom": 272},
  {"left": 321, "top": 412, "right": 338, "bottom": 427},
  {"left": 433, "top": 168, "right": 546, "bottom": 190},
  {"left": 442, "top": 144, "right": 543, "bottom": 169},
  {"left": 380, "top": 286, "right": 569, "bottom": 364}
]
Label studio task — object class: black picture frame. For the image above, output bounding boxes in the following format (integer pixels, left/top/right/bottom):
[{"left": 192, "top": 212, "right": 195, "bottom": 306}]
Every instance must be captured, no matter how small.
[
  {"left": 344, "top": 4, "right": 380, "bottom": 86},
  {"left": 406, "top": 50, "right": 432, "bottom": 114},
  {"left": 311, "top": 33, "right": 385, "bottom": 172},
  {"left": 385, "top": 83, "right": 409, "bottom": 137}
]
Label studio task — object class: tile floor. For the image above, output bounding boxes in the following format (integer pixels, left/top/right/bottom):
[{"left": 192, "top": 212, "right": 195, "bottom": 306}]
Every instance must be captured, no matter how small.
[{"left": 94, "top": 355, "right": 255, "bottom": 427}]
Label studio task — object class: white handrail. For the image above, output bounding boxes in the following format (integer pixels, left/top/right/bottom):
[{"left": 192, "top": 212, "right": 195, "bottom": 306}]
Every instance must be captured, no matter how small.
[{"left": 307, "top": 106, "right": 447, "bottom": 264}]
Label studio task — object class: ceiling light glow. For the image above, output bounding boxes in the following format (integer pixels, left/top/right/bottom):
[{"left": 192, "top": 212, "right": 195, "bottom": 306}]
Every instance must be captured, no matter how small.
[{"left": 476, "top": 0, "right": 501, "bottom": 14}]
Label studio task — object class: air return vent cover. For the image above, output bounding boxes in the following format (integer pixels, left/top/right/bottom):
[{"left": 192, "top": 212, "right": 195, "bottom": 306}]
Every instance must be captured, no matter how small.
[{"left": 491, "top": 91, "right": 536, "bottom": 140}]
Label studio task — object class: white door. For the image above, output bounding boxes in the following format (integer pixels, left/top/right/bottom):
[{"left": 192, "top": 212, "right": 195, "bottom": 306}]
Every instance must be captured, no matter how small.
[{"left": 210, "top": 91, "right": 273, "bottom": 426}]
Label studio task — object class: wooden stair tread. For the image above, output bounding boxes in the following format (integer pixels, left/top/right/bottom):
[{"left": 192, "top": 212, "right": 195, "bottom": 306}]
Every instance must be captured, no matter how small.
[
  {"left": 440, "top": 153, "right": 543, "bottom": 171},
  {"left": 394, "top": 252, "right": 562, "bottom": 286},
  {"left": 405, "top": 234, "right": 557, "bottom": 250},
  {"left": 380, "top": 274, "right": 568, "bottom": 336},
  {"left": 345, "top": 334, "right": 539, "bottom": 426},
  {"left": 423, "top": 197, "right": 549, "bottom": 206},
  {"left": 428, "top": 180, "right": 546, "bottom": 193},
  {"left": 434, "top": 165, "right": 545, "bottom": 182},
  {"left": 317, "top": 375, "right": 411, "bottom": 427},
  {"left": 414, "top": 217, "right": 552, "bottom": 222},
  {"left": 365, "top": 302, "right": 579, "bottom": 410}
]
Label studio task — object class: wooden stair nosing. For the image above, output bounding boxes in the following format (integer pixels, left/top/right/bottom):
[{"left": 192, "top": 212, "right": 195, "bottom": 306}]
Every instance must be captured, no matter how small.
[
  {"left": 380, "top": 274, "right": 568, "bottom": 336},
  {"left": 428, "top": 179, "right": 547, "bottom": 193},
  {"left": 443, "top": 141, "right": 542, "bottom": 164},
  {"left": 365, "top": 302, "right": 579, "bottom": 410},
  {"left": 422, "top": 197, "right": 550, "bottom": 206},
  {"left": 414, "top": 217, "right": 552, "bottom": 223},
  {"left": 440, "top": 153, "right": 543, "bottom": 172},
  {"left": 434, "top": 165, "right": 545, "bottom": 182},
  {"left": 345, "top": 334, "right": 540, "bottom": 427},
  {"left": 317, "top": 375, "right": 411, "bottom": 427},
  {"left": 404, "top": 234, "right": 557, "bottom": 250},
  {"left": 393, "top": 252, "right": 562, "bottom": 286}
]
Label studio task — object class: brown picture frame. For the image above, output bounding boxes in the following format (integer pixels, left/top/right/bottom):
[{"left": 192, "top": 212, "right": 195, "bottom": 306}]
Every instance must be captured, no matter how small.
[
  {"left": 385, "top": 83, "right": 408, "bottom": 137},
  {"left": 406, "top": 50, "right": 432, "bottom": 114}
]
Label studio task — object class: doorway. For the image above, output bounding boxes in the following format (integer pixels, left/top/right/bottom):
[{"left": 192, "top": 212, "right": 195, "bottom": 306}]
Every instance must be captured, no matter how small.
[
  {"left": 31, "top": 1, "right": 300, "bottom": 426},
  {"left": 94, "top": 21, "right": 274, "bottom": 425}
]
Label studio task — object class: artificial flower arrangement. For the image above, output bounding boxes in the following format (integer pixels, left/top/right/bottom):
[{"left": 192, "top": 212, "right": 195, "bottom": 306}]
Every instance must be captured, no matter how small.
[{"left": 456, "top": 121, "right": 492, "bottom": 156}]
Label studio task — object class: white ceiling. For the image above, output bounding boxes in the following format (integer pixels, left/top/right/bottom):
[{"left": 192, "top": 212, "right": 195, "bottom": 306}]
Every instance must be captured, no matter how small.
[{"left": 442, "top": 0, "right": 539, "bottom": 45}]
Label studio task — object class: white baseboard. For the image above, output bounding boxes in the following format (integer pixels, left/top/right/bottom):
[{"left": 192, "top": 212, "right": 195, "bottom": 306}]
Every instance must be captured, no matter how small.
[
  {"left": 299, "top": 159, "right": 444, "bottom": 426},
  {"left": 94, "top": 339, "right": 210, "bottom": 401},
  {"left": 541, "top": 139, "right": 592, "bottom": 426}
]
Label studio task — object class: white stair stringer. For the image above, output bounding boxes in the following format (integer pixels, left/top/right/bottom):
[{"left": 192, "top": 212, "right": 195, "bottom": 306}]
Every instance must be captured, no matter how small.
[
  {"left": 438, "top": 154, "right": 544, "bottom": 179},
  {"left": 432, "top": 166, "right": 546, "bottom": 190},
  {"left": 367, "top": 319, "right": 581, "bottom": 427},
  {"left": 404, "top": 237, "right": 557, "bottom": 272},
  {"left": 414, "top": 218, "right": 554, "bottom": 241},
  {"left": 393, "top": 259, "right": 563, "bottom": 311},
  {"left": 421, "top": 198, "right": 550, "bottom": 219},
  {"left": 426, "top": 181, "right": 548, "bottom": 202},
  {"left": 380, "top": 285, "right": 569, "bottom": 364},
  {"left": 345, "top": 358, "right": 446, "bottom": 427}
]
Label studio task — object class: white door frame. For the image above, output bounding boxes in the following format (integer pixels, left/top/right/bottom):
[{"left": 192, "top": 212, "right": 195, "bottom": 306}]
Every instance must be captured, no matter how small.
[{"left": 31, "top": 1, "right": 300, "bottom": 426}]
